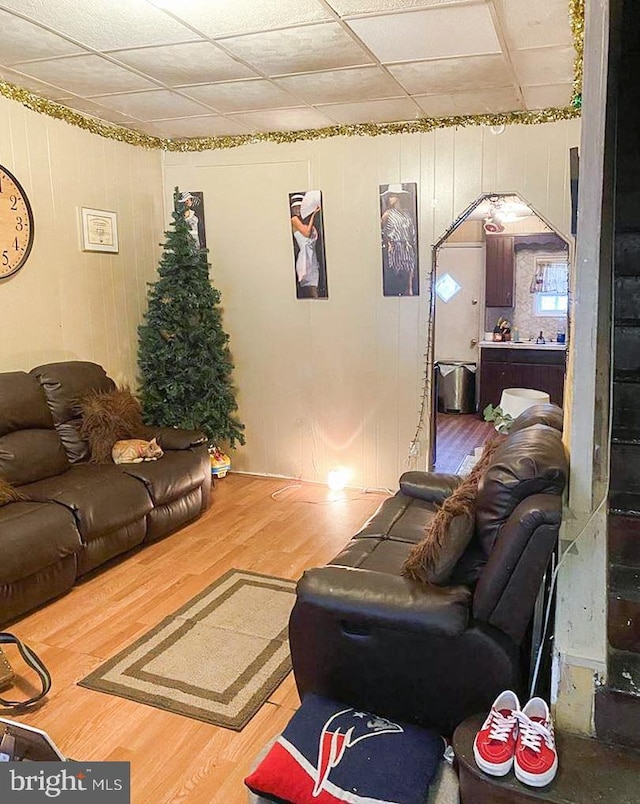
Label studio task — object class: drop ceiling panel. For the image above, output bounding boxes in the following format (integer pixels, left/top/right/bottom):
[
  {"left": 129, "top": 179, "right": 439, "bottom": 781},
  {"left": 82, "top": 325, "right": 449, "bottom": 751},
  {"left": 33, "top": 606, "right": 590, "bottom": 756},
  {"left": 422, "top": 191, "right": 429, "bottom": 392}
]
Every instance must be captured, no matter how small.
[
  {"left": 58, "top": 96, "right": 145, "bottom": 125},
  {"left": 90, "top": 89, "right": 212, "bottom": 120},
  {"left": 494, "top": 0, "right": 573, "bottom": 49},
  {"left": 221, "top": 23, "right": 374, "bottom": 76},
  {"left": 319, "top": 96, "right": 422, "bottom": 124},
  {"left": 522, "top": 83, "right": 573, "bottom": 109},
  {"left": 0, "top": 0, "right": 197, "bottom": 49},
  {"left": 274, "top": 66, "right": 404, "bottom": 105},
  {"left": 150, "top": 0, "right": 333, "bottom": 38},
  {"left": 228, "top": 106, "right": 336, "bottom": 132},
  {"left": 346, "top": 5, "right": 501, "bottom": 62},
  {"left": 511, "top": 46, "right": 576, "bottom": 86},
  {"left": 13, "top": 55, "right": 157, "bottom": 96},
  {"left": 111, "top": 42, "right": 258, "bottom": 85},
  {"left": 136, "top": 115, "right": 252, "bottom": 138},
  {"left": 388, "top": 54, "right": 511, "bottom": 95},
  {"left": 0, "top": 9, "right": 84, "bottom": 63},
  {"left": 0, "top": 65, "right": 70, "bottom": 100},
  {"left": 181, "top": 80, "right": 301, "bottom": 113},
  {"left": 327, "top": 0, "right": 478, "bottom": 11},
  {"left": 415, "top": 86, "right": 523, "bottom": 117}
]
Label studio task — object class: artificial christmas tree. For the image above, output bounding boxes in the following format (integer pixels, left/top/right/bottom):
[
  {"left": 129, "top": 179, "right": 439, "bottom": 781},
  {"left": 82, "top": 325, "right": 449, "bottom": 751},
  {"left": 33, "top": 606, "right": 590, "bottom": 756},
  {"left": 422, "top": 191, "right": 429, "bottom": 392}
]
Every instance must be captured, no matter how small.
[{"left": 138, "top": 189, "right": 245, "bottom": 449}]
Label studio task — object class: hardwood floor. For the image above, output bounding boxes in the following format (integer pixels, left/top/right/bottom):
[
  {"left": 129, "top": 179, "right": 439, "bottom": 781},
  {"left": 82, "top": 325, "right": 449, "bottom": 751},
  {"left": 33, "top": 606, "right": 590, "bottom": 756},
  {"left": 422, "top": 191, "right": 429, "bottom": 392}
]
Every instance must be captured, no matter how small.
[
  {"left": 434, "top": 413, "right": 496, "bottom": 474},
  {"left": 4, "top": 475, "right": 387, "bottom": 803}
]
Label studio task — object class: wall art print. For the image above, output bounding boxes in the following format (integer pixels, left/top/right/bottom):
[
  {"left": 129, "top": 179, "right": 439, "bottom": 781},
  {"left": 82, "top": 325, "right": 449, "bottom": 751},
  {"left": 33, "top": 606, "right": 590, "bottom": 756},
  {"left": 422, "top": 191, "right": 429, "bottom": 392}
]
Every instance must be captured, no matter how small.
[
  {"left": 289, "top": 190, "right": 328, "bottom": 299},
  {"left": 176, "top": 190, "right": 207, "bottom": 250},
  {"left": 380, "top": 182, "right": 419, "bottom": 297}
]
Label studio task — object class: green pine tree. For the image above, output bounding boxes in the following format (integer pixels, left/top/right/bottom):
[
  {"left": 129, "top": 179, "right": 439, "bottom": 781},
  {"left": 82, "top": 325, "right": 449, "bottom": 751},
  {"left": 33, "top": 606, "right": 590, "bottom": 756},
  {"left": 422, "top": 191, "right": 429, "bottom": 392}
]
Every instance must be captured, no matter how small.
[{"left": 137, "top": 188, "right": 245, "bottom": 449}]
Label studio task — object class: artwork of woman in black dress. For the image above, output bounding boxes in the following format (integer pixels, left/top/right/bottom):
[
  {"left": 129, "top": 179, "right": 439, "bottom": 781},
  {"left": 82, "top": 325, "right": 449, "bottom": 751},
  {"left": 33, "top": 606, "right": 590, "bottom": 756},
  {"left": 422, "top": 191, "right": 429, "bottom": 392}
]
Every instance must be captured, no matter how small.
[{"left": 380, "top": 183, "right": 419, "bottom": 296}]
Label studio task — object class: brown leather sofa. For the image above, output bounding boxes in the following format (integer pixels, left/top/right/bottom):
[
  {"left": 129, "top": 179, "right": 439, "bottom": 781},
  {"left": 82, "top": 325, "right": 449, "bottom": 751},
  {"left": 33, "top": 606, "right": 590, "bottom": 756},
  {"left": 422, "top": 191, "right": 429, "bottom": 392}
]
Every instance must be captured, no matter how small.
[
  {"left": 0, "top": 361, "right": 211, "bottom": 625},
  {"left": 289, "top": 404, "right": 567, "bottom": 736}
]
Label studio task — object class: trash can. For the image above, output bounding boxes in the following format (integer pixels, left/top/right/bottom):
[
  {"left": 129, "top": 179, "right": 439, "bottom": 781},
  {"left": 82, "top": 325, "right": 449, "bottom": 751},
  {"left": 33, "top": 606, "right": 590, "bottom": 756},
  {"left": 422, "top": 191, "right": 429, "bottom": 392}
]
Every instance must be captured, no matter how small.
[{"left": 436, "top": 361, "right": 477, "bottom": 414}]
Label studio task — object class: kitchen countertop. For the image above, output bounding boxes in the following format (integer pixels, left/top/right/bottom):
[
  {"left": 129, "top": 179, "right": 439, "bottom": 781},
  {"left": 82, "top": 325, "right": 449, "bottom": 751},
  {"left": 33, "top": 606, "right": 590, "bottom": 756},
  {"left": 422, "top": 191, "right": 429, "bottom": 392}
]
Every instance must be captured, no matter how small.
[{"left": 479, "top": 340, "right": 567, "bottom": 350}]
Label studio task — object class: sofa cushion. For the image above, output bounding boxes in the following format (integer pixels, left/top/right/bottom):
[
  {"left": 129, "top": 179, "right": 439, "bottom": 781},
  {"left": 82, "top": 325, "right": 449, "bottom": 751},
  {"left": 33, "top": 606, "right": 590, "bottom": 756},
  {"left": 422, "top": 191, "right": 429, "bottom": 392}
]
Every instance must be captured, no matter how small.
[
  {"left": 509, "top": 403, "right": 563, "bottom": 434},
  {"left": 0, "top": 501, "right": 82, "bottom": 584},
  {"left": 31, "top": 362, "right": 116, "bottom": 463},
  {"left": 402, "top": 511, "right": 475, "bottom": 586},
  {"left": 0, "top": 430, "right": 70, "bottom": 486},
  {"left": 332, "top": 539, "right": 413, "bottom": 575},
  {"left": 0, "top": 477, "right": 25, "bottom": 506},
  {"left": 0, "top": 372, "right": 54, "bottom": 436},
  {"left": 79, "top": 386, "right": 147, "bottom": 463},
  {"left": 354, "top": 495, "right": 438, "bottom": 544},
  {"left": 116, "top": 450, "right": 208, "bottom": 506},
  {"left": 21, "top": 464, "right": 153, "bottom": 541},
  {"left": 475, "top": 425, "right": 567, "bottom": 556}
]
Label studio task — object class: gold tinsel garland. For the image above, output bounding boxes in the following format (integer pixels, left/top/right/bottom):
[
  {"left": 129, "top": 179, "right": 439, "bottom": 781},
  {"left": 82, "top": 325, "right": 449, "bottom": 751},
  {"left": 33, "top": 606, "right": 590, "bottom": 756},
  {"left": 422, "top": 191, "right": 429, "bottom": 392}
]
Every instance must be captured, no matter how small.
[{"left": 0, "top": 1, "right": 584, "bottom": 152}]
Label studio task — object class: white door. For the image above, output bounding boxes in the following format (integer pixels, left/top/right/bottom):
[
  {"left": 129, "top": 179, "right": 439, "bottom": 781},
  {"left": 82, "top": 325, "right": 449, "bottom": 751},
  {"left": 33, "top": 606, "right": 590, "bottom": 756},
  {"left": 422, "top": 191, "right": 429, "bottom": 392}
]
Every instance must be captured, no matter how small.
[{"left": 434, "top": 244, "right": 484, "bottom": 362}]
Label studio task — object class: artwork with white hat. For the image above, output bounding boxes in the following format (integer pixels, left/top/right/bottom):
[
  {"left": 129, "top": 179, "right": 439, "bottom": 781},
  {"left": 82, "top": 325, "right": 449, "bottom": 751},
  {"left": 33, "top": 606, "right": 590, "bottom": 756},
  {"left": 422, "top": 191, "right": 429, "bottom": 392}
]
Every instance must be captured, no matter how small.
[
  {"left": 379, "top": 182, "right": 419, "bottom": 297},
  {"left": 289, "top": 190, "right": 328, "bottom": 299},
  {"left": 175, "top": 190, "right": 207, "bottom": 250}
]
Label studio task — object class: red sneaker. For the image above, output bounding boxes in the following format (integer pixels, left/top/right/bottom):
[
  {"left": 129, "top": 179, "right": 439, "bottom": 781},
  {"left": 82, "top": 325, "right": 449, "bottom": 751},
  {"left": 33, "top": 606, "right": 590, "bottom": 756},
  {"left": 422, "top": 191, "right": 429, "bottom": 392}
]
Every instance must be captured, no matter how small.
[
  {"left": 473, "top": 690, "right": 520, "bottom": 776},
  {"left": 514, "top": 697, "right": 558, "bottom": 787}
]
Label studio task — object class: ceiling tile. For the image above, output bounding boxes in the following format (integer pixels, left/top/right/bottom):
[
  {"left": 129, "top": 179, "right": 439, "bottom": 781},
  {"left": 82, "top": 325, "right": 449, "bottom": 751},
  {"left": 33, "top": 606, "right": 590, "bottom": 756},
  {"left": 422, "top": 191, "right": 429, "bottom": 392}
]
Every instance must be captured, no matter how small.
[
  {"left": 346, "top": 5, "right": 501, "bottom": 62},
  {"left": 0, "top": 9, "right": 85, "bottom": 64},
  {"left": 494, "top": 0, "right": 573, "bottom": 50},
  {"left": 147, "top": 0, "right": 332, "bottom": 38},
  {"left": 110, "top": 42, "right": 257, "bottom": 86},
  {"left": 388, "top": 54, "right": 511, "bottom": 95},
  {"left": 89, "top": 89, "right": 212, "bottom": 120},
  {"left": 414, "top": 87, "right": 523, "bottom": 117},
  {"left": 13, "top": 54, "right": 158, "bottom": 96},
  {"left": 221, "top": 23, "right": 373, "bottom": 76},
  {"left": 57, "top": 96, "right": 144, "bottom": 125},
  {"left": 228, "top": 106, "right": 336, "bottom": 133},
  {"left": 181, "top": 79, "right": 300, "bottom": 112},
  {"left": 522, "top": 83, "right": 573, "bottom": 110},
  {"left": 511, "top": 46, "right": 575, "bottom": 87},
  {"left": 274, "top": 66, "right": 404, "bottom": 104},
  {"left": 0, "top": 0, "right": 197, "bottom": 50},
  {"left": 0, "top": 66, "right": 71, "bottom": 100},
  {"left": 327, "top": 0, "right": 477, "bottom": 12},
  {"left": 319, "top": 96, "right": 422, "bottom": 124},
  {"left": 135, "top": 115, "right": 252, "bottom": 138}
]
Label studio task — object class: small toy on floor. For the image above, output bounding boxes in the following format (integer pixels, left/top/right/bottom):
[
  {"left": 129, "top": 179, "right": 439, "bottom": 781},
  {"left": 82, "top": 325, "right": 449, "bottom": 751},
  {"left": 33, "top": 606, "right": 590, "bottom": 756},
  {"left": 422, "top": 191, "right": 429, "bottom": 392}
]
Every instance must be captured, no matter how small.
[{"left": 209, "top": 446, "right": 231, "bottom": 478}]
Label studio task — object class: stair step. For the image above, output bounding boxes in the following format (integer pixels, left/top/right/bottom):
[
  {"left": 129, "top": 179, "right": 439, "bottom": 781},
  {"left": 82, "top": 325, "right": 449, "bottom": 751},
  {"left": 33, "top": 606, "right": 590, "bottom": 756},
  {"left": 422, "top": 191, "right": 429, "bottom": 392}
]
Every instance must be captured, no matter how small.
[
  {"left": 612, "top": 433, "right": 640, "bottom": 446},
  {"left": 608, "top": 648, "right": 640, "bottom": 694},
  {"left": 613, "top": 328, "right": 640, "bottom": 377},
  {"left": 609, "top": 491, "right": 640, "bottom": 517},
  {"left": 609, "top": 596, "right": 640, "bottom": 652},
  {"left": 615, "top": 276, "right": 640, "bottom": 320},
  {"left": 610, "top": 564, "right": 640, "bottom": 602},
  {"left": 609, "top": 513, "right": 640, "bottom": 566},
  {"left": 595, "top": 686, "right": 640, "bottom": 749},
  {"left": 613, "top": 382, "right": 640, "bottom": 433},
  {"left": 615, "top": 232, "right": 640, "bottom": 276},
  {"left": 455, "top": 712, "right": 640, "bottom": 803},
  {"left": 609, "top": 444, "right": 640, "bottom": 493},
  {"left": 613, "top": 369, "right": 640, "bottom": 384}
]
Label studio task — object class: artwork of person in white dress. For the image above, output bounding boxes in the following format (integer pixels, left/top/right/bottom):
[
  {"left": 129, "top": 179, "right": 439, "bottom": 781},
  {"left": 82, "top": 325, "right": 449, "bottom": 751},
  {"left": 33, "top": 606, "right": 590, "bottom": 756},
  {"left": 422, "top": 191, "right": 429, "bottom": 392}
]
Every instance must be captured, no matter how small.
[
  {"left": 289, "top": 190, "right": 328, "bottom": 299},
  {"left": 177, "top": 191, "right": 207, "bottom": 251}
]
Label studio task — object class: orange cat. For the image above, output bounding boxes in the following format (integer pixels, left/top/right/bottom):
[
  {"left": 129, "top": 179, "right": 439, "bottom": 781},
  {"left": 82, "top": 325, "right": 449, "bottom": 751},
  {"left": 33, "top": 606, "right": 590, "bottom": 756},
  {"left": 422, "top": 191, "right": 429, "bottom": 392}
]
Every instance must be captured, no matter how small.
[{"left": 112, "top": 438, "right": 163, "bottom": 464}]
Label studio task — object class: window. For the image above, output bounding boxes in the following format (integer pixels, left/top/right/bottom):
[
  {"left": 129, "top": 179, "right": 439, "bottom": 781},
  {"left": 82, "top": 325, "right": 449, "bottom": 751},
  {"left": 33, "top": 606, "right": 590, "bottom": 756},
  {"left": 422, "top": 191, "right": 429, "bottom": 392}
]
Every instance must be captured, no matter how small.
[
  {"left": 531, "top": 257, "right": 568, "bottom": 316},
  {"left": 435, "top": 273, "right": 461, "bottom": 303},
  {"left": 535, "top": 292, "right": 569, "bottom": 315}
]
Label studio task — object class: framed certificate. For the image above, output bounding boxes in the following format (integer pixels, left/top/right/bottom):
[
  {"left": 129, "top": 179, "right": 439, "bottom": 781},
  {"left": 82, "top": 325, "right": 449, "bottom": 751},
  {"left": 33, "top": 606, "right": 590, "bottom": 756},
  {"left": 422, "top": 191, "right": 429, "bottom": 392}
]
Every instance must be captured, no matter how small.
[{"left": 80, "top": 207, "right": 119, "bottom": 253}]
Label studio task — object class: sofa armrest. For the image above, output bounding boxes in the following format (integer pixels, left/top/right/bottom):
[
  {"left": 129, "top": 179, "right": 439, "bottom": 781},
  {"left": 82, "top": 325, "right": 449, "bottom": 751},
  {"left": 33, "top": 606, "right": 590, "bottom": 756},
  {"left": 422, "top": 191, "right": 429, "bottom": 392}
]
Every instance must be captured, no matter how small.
[
  {"left": 398, "top": 470, "right": 462, "bottom": 503},
  {"left": 149, "top": 427, "right": 207, "bottom": 451},
  {"left": 296, "top": 566, "right": 471, "bottom": 638}
]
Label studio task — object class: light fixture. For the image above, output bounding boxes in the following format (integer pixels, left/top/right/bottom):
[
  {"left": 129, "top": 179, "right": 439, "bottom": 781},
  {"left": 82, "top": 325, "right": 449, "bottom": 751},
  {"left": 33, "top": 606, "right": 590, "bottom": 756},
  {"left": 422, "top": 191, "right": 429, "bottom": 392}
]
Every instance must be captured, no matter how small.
[{"left": 327, "top": 468, "right": 349, "bottom": 492}]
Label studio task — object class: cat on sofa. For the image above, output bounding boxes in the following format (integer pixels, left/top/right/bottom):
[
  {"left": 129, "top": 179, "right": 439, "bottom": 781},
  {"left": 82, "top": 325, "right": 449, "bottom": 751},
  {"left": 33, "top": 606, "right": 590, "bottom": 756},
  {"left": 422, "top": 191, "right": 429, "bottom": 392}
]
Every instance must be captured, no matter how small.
[{"left": 112, "top": 438, "right": 163, "bottom": 464}]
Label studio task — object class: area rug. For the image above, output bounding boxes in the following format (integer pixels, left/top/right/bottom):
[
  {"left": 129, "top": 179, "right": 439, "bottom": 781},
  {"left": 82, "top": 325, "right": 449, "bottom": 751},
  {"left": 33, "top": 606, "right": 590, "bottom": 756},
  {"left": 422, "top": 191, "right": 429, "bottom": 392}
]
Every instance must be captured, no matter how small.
[{"left": 78, "top": 569, "right": 297, "bottom": 731}]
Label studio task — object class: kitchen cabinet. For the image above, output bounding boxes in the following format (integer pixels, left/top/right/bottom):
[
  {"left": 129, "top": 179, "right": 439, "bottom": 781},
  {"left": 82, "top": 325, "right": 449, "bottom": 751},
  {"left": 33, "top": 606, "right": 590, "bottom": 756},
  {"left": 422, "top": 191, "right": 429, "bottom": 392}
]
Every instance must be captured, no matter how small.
[
  {"left": 485, "top": 235, "right": 514, "bottom": 307},
  {"left": 478, "top": 345, "right": 565, "bottom": 412}
]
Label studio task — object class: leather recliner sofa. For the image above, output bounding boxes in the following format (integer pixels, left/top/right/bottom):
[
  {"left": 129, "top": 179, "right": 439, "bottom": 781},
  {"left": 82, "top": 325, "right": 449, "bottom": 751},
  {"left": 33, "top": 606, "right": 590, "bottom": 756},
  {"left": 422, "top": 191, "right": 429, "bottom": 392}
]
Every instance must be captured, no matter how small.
[
  {"left": 289, "top": 404, "right": 567, "bottom": 736},
  {"left": 0, "top": 361, "right": 211, "bottom": 625}
]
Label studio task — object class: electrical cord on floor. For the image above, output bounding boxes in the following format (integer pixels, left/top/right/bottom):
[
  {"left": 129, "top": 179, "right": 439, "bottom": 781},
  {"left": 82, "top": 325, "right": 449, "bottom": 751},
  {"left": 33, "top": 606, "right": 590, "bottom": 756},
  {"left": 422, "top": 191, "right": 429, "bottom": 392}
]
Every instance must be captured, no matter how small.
[{"left": 270, "top": 484, "right": 394, "bottom": 504}]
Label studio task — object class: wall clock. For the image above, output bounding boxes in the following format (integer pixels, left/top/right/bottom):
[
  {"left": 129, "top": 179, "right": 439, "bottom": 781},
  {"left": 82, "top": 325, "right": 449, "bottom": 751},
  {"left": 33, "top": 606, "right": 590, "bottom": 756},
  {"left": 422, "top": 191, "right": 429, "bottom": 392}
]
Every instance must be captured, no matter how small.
[{"left": 0, "top": 164, "right": 34, "bottom": 279}]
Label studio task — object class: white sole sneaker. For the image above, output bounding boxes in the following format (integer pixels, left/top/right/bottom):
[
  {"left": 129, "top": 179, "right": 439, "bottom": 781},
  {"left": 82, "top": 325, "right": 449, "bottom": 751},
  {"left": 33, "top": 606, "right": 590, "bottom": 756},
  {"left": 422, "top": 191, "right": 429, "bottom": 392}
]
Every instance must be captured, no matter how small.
[
  {"left": 473, "top": 742, "right": 514, "bottom": 777},
  {"left": 514, "top": 755, "right": 558, "bottom": 787}
]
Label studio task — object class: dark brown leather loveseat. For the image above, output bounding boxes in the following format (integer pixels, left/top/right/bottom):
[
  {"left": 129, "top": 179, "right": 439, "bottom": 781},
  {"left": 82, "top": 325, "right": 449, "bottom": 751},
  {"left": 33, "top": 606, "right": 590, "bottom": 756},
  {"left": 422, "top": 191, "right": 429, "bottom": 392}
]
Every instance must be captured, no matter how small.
[
  {"left": 0, "top": 361, "right": 211, "bottom": 625},
  {"left": 289, "top": 405, "right": 567, "bottom": 736}
]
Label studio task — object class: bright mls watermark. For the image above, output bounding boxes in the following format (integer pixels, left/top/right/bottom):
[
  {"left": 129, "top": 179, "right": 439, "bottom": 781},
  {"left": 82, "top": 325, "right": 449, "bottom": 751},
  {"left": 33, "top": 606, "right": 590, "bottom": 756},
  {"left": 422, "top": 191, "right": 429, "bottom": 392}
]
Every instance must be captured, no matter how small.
[{"left": 0, "top": 763, "right": 130, "bottom": 802}]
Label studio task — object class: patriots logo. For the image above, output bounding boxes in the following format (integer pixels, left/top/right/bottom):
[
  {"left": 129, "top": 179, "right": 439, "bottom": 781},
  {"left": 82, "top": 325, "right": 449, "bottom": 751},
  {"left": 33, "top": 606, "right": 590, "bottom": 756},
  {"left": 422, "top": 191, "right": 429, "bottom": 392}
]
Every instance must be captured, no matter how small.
[{"left": 313, "top": 708, "right": 404, "bottom": 796}]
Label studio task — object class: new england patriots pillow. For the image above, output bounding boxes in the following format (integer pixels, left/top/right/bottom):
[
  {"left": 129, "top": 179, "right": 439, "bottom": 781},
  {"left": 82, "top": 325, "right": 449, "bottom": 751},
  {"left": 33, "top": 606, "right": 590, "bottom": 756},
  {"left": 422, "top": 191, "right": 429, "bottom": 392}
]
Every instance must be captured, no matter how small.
[{"left": 244, "top": 694, "right": 444, "bottom": 804}]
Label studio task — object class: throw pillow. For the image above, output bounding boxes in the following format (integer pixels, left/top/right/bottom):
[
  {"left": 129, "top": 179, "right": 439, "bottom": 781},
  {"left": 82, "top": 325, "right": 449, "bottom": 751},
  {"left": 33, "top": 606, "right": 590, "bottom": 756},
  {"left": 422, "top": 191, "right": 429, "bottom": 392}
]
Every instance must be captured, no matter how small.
[
  {"left": 79, "top": 386, "right": 150, "bottom": 463},
  {"left": 0, "top": 476, "right": 25, "bottom": 506},
  {"left": 402, "top": 437, "right": 504, "bottom": 585},
  {"left": 244, "top": 693, "right": 444, "bottom": 804}
]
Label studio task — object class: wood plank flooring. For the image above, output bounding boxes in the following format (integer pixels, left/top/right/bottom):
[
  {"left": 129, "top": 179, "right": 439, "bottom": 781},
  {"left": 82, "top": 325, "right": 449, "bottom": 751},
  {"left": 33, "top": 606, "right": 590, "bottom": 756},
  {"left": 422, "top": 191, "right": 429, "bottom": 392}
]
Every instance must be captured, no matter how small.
[
  {"left": 434, "top": 413, "right": 496, "bottom": 474},
  {"left": 3, "top": 475, "right": 387, "bottom": 804}
]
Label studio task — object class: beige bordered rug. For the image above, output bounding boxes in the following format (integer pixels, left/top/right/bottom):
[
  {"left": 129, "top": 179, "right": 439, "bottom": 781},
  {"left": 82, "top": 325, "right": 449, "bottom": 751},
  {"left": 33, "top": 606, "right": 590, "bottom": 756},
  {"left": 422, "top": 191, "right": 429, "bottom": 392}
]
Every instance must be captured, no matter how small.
[{"left": 79, "top": 569, "right": 297, "bottom": 731}]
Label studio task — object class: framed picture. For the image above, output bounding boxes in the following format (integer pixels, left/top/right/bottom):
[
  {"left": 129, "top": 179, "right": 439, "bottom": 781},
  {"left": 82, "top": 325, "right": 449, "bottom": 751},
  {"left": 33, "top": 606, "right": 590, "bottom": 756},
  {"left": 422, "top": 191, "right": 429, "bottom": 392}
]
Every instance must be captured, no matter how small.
[
  {"left": 175, "top": 191, "right": 207, "bottom": 250},
  {"left": 80, "top": 207, "right": 119, "bottom": 253},
  {"left": 379, "top": 182, "right": 419, "bottom": 296},
  {"left": 289, "top": 190, "right": 328, "bottom": 299}
]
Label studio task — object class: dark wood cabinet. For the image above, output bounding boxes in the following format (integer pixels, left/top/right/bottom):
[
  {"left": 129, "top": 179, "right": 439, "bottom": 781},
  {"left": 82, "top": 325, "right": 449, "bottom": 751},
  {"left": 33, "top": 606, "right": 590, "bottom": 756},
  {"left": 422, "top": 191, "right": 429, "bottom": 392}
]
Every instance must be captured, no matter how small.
[
  {"left": 485, "top": 235, "right": 514, "bottom": 307},
  {"left": 479, "top": 347, "right": 565, "bottom": 412}
]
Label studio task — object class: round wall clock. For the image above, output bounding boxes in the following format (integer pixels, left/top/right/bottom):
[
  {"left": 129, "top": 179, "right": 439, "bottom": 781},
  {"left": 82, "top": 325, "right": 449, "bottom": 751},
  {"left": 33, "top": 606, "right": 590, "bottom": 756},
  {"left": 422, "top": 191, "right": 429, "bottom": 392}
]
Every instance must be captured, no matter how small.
[{"left": 0, "top": 164, "right": 34, "bottom": 280}]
